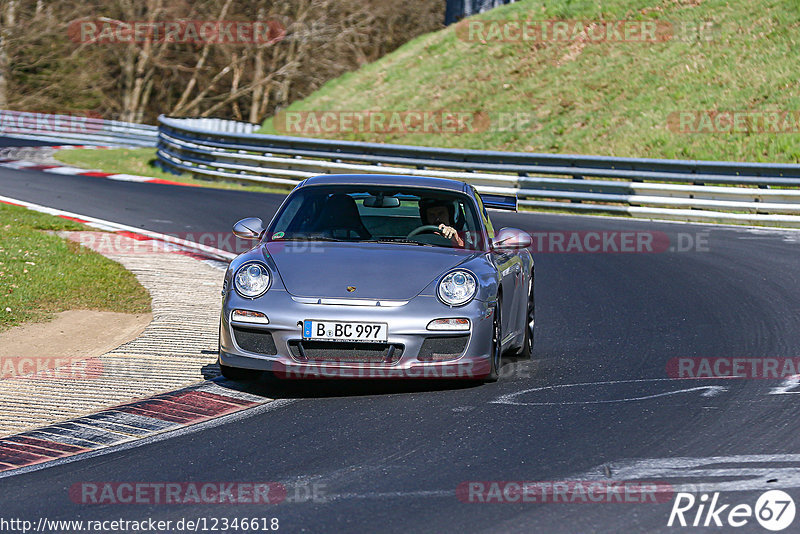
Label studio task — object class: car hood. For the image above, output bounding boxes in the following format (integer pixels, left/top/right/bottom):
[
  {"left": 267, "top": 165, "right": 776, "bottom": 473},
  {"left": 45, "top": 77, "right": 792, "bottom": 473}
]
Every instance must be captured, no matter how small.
[{"left": 265, "top": 241, "right": 480, "bottom": 300}]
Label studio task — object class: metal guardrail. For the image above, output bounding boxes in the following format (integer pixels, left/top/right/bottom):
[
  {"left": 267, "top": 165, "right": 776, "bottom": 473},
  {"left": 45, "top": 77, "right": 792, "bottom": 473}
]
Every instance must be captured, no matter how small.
[
  {"left": 157, "top": 115, "right": 800, "bottom": 227},
  {"left": 0, "top": 110, "right": 158, "bottom": 147}
]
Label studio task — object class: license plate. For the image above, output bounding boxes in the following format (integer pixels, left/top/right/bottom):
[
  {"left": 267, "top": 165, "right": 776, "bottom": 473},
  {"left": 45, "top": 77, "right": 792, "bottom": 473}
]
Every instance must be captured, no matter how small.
[{"left": 303, "top": 320, "right": 387, "bottom": 342}]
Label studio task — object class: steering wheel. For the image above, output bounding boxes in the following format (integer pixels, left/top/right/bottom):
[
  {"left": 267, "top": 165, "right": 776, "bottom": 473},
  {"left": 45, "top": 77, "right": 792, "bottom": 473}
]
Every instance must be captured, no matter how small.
[{"left": 406, "top": 225, "right": 443, "bottom": 239}]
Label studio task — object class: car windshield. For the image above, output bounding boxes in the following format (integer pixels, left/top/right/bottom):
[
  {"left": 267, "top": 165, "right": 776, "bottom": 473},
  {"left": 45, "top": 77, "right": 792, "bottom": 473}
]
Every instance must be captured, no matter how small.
[{"left": 267, "top": 185, "right": 483, "bottom": 249}]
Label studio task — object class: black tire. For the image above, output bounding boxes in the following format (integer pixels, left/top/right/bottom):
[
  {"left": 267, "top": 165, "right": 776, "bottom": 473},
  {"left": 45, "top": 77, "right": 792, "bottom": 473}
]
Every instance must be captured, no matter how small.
[
  {"left": 515, "top": 271, "right": 535, "bottom": 359},
  {"left": 219, "top": 360, "right": 260, "bottom": 381},
  {"left": 485, "top": 299, "right": 502, "bottom": 383}
]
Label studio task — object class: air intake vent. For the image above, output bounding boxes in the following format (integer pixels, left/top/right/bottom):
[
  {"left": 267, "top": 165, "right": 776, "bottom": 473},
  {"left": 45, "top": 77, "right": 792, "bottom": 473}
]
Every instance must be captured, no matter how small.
[
  {"left": 289, "top": 341, "right": 403, "bottom": 364},
  {"left": 418, "top": 335, "right": 469, "bottom": 362},
  {"left": 232, "top": 326, "right": 277, "bottom": 355}
]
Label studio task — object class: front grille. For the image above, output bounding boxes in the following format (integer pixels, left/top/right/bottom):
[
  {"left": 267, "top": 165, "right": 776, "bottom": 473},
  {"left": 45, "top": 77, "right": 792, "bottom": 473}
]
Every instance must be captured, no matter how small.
[
  {"left": 417, "top": 335, "right": 470, "bottom": 362},
  {"left": 289, "top": 341, "right": 403, "bottom": 364},
  {"left": 232, "top": 326, "right": 277, "bottom": 355}
]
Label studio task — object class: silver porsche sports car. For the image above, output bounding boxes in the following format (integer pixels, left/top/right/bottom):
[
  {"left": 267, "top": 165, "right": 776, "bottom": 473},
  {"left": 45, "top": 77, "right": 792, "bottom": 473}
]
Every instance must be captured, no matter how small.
[{"left": 218, "top": 174, "right": 534, "bottom": 382}]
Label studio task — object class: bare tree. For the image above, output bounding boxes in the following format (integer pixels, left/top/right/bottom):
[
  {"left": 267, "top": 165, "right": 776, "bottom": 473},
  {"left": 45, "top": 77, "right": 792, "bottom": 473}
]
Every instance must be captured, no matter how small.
[
  {"left": 0, "top": 0, "right": 18, "bottom": 108},
  {"left": 1, "top": 0, "right": 445, "bottom": 123}
]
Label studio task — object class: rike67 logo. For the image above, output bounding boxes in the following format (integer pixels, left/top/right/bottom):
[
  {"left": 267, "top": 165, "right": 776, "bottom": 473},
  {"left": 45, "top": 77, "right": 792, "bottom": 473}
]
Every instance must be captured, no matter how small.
[{"left": 668, "top": 490, "right": 795, "bottom": 531}]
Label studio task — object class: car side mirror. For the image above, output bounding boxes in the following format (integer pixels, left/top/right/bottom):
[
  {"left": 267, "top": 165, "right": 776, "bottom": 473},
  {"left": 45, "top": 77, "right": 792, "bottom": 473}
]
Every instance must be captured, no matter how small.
[
  {"left": 492, "top": 227, "right": 532, "bottom": 251},
  {"left": 233, "top": 217, "right": 265, "bottom": 240}
]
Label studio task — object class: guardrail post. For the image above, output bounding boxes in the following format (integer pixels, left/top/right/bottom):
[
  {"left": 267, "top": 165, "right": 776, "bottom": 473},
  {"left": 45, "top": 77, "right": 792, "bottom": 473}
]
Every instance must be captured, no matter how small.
[{"left": 570, "top": 174, "right": 583, "bottom": 203}]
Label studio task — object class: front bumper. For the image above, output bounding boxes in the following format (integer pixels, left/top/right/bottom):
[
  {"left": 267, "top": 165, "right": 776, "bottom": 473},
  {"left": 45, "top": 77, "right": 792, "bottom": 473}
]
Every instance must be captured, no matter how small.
[{"left": 219, "top": 288, "right": 495, "bottom": 379}]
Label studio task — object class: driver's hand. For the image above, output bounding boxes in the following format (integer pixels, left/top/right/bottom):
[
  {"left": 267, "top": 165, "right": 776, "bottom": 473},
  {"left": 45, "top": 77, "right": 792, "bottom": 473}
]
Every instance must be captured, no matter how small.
[
  {"left": 438, "top": 224, "right": 465, "bottom": 247},
  {"left": 438, "top": 224, "right": 457, "bottom": 239}
]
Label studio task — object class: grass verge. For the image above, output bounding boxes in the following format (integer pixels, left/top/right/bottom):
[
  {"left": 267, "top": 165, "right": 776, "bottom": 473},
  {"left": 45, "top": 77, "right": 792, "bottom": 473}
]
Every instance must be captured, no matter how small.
[
  {"left": 259, "top": 0, "right": 800, "bottom": 163},
  {"left": 0, "top": 203, "right": 151, "bottom": 332}
]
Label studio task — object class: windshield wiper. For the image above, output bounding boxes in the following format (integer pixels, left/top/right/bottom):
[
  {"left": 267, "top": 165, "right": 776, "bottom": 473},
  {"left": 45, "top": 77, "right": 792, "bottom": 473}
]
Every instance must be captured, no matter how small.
[{"left": 362, "top": 238, "right": 436, "bottom": 247}]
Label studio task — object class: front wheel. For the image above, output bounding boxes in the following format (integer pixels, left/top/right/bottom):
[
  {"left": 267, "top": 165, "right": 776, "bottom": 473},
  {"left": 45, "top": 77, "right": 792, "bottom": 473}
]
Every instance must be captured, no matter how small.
[
  {"left": 514, "top": 272, "right": 535, "bottom": 359},
  {"left": 485, "top": 299, "right": 502, "bottom": 383}
]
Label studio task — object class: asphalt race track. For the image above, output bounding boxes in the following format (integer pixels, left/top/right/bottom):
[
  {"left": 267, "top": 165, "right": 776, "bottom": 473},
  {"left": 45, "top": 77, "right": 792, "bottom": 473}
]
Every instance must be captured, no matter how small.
[{"left": 2, "top": 146, "right": 800, "bottom": 533}]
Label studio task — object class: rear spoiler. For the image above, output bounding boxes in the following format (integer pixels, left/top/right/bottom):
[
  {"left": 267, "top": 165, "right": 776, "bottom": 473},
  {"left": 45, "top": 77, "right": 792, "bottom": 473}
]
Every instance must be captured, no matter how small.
[{"left": 481, "top": 194, "right": 518, "bottom": 212}]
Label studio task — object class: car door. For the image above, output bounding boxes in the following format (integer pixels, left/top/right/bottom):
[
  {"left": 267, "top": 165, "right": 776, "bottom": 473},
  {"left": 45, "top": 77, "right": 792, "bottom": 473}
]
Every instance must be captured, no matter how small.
[{"left": 473, "top": 188, "right": 520, "bottom": 347}]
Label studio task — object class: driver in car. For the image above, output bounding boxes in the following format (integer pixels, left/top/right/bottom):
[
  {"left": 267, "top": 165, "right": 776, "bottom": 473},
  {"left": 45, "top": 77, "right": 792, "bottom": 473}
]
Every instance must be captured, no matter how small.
[{"left": 418, "top": 198, "right": 465, "bottom": 248}]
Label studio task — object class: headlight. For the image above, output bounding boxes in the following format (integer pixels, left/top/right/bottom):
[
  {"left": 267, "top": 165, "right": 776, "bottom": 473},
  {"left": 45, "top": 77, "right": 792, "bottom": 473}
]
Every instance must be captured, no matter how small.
[
  {"left": 437, "top": 270, "right": 477, "bottom": 306},
  {"left": 234, "top": 262, "right": 271, "bottom": 298}
]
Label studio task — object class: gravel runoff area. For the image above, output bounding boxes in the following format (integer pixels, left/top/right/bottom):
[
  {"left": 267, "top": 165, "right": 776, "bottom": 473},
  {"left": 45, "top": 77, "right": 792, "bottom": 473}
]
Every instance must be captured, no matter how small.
[{"left": 0, "top": 231, "right": 226, "bottom": 437}]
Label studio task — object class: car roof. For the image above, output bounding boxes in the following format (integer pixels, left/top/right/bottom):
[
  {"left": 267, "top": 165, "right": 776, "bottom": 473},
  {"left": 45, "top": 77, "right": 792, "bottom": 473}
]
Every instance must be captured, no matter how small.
[{"left": 299, "top": 174, "right": 469, "bottom": 193}]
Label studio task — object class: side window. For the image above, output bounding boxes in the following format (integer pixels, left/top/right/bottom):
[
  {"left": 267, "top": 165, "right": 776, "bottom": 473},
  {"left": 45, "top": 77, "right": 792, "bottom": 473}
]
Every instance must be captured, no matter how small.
[{"left": 472, "top": 187, "right": 495, "bottom": 240}]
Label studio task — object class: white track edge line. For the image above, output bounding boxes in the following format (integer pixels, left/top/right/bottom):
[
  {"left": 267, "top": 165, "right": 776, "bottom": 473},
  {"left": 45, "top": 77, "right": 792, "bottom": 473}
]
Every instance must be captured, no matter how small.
[{"left": 0, "top": 194, "right": 235, "bottom": 260}]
